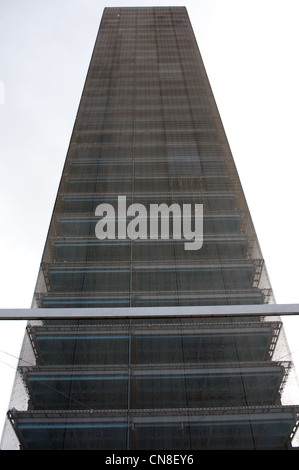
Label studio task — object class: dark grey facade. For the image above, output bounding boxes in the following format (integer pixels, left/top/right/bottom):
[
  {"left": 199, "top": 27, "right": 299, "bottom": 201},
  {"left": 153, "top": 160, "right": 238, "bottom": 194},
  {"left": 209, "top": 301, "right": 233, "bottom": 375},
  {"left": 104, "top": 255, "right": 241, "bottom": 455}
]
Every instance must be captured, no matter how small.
[{"left": 1, "top": 7, "right": 299, "bottom": 450}]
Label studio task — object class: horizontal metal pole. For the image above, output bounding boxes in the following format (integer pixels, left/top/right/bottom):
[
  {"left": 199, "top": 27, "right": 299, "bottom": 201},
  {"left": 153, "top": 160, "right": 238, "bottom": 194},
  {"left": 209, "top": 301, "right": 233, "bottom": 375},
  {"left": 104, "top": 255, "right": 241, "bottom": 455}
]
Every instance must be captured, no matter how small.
[{"left": 0, "top": 304, "right": 299, "bottom": 320}]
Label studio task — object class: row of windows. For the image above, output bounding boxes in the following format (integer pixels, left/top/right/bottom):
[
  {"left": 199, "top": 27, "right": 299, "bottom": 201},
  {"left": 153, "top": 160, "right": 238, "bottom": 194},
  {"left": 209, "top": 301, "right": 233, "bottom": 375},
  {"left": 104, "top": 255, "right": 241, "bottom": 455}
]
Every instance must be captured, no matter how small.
[
  {"left": 24, "top": 369, "right": 282, "bottom": 410},
  {"left": 78, "top": 109, "right": 216, "bottom": 119},
  {"left": 66, "top": 165, "right": 216, "bottom": 174},
  {"left": 96, "top": 41, "right": 194, "bottom": 52},
  {"left": 76, "top": 122, "right": 218, "bottom": 134},
  {"left": 85, "top": 78, "right": 202, "bottom": 87},
  {"left": 64, "top": 177, "right": 230, "bottom": 194},
  {"left": 100, "top": 23, "right": 189, "bottom": 32},
  {"left": 68, "top": 147, "right": 227, "bottom": 160},
  {"left": 68, "top": 151, "right": 227, "bottom": 166},
  {"left": 83, "top": 88, "right": 210, "bottom": 97},
  {"left": 52, "top": 240, "right": 248, "bottom": 263},
  {"left": 80, "top": 97, "right": 214, "bottom": 109},
  {"left": 58, "top": 215, "right": 241, "bottom": 238},
  {"left": 72, "top": 134, "right": 223, "bottom": 147},
  {"left": 80, "top": 101, "right": 215, "bottom": 113},
  {"left": 91, "top": 56, "right": 201, "bottom": 67},
  {"left": 76, "top": 117, "right": 217, "bottom": 129},
  {"left": 46, "top": 264, "right": 256, "bottom": 293},
  {"left": 37, "top": 291, "right": 267, "bottom": 309},
  {"left": 89, "top": 64, "right": 202, "bottom": 76},
  {"left": 60, "top": 195, "right": 236, "bottom": 214},
  {"left": 31, "top": 323, "right": 276, "bottom": 365},
  {"left": 78, "top": 111, "right": 198, "bottom": 120},
  {"left": 83, "top": 87, "right": 208, "bottom": 98},
  {"left": 97, "top": 33, "right": 195, "bottom": 41},
  {"left": 14, "top": 415, "right": 295, "bottom": 450},
  {"left": 84, "top": 75, "right": 206, "bottom": 85},
  {"left": 13, "top": 416, "right": 296, "bottom": 454}
]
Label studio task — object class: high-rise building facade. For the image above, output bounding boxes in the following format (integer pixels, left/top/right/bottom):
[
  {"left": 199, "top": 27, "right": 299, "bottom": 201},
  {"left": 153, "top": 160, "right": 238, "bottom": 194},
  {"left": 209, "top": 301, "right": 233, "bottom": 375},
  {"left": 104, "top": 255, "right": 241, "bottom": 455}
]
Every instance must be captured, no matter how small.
[{"left": 2, "top": 7, "right": 299, "bottom": 450}]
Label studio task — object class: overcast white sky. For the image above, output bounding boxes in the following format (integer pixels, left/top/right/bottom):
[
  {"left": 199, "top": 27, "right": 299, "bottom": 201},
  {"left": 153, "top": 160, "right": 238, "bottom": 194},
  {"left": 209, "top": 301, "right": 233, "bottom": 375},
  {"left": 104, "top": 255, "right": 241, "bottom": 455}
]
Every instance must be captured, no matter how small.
[{"left": 1, "top": 0, "right": 299, "bottom": 437}]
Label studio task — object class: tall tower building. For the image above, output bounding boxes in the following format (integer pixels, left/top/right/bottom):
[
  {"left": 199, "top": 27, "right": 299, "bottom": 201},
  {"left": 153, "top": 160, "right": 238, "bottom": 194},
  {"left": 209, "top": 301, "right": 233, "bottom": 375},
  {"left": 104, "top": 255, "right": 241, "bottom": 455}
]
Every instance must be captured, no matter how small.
[{"left": 2, "top": 7, "right": 299, "bottom": 450}]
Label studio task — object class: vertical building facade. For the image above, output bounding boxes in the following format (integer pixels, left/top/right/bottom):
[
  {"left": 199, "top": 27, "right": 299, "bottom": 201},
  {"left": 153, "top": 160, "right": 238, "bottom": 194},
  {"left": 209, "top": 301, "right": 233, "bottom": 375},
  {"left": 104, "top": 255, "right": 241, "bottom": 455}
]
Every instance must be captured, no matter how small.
[{"left": 2, "top": 7, "right": 299, "bottom": 450}]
